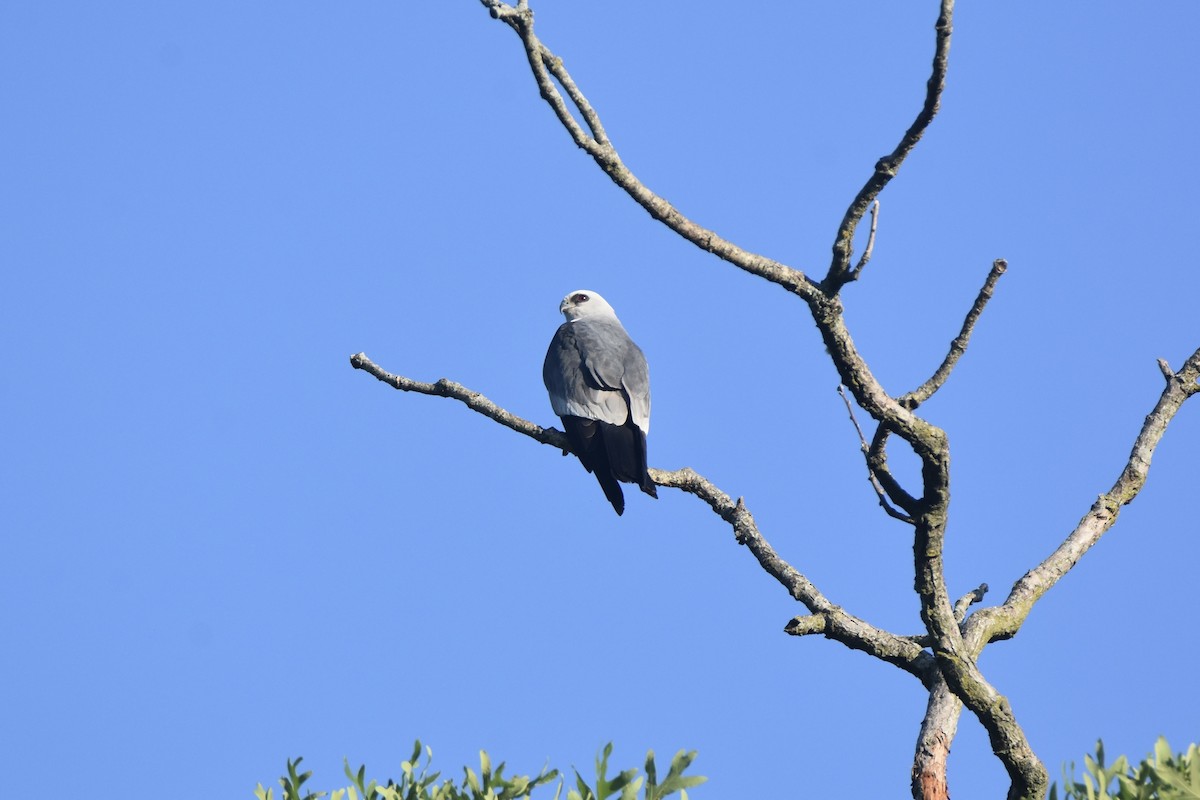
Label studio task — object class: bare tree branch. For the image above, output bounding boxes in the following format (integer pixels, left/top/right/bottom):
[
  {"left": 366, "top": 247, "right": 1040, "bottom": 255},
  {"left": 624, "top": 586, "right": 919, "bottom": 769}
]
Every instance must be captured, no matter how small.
[
  {"left": 912, "top": 674, "right": 962, "bottom": 800},
  {"left": 837, "top": 255, "right": 1024, "bottom": 798},
  {"left": 850, "top": 258, "right": 1006, "bottom": 526},
  {"left": 349, "top": 352, "right": 565, "bottom": 449},
  {"left": 824, "top": 0, "right": 955, "bottom": 291},
  {"left": 785, "top": 609, "right": 938, "bottom": 685},
  {"left": 926, "top": 348, "right": 1200, "bottom": 800},
  {"left": 1157, "top": 358, "right": 1175, "bottom": 381},
  {"left": 351, "top": 351, "right": 932, "bottom": 677},
  {"left": 901, "top": 584, "right": 990, "bottom": 650},
  {"left": 478, "top": 0, "right": 817, "bottom": 300},
  {"left": 903, "top": 448, "right": 1048, "bottom": 800},
  {"left": 480, "top": 0, "right": 944, "bottom": 461},
  {"left": 909, "top": 583, "right": 987, "bottom": 800},
  {"left": 965, "top": 346, "right": 1200, "bottom": 649},
  {"left": 901, "top": 259, "right": 1008, "bottom": 410}
]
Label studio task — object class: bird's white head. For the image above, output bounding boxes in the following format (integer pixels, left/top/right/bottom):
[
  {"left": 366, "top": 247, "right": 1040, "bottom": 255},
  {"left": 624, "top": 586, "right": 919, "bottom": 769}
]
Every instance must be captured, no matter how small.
[{"left": 559, "top": 290, "right": 618, "bottom": 322}]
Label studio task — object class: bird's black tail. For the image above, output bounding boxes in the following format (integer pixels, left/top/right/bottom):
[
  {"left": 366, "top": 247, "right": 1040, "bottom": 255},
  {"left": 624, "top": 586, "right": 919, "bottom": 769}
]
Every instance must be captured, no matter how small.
[
  {"left": 600, "top": 421, "right": 657, "bottom": 502},
  {"left": 595, "top": 469, "right": 627, "bottom": 516},
  {"left": 561, "top": 416, "right": 626, "bottom": 515}
]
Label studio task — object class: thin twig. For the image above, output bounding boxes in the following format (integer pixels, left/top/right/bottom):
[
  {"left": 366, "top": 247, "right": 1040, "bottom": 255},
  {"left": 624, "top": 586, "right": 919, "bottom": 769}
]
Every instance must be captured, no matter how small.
[
  {"left": 849, "top": 199, "right": 880, "bottom": 279},
  {"left": 866, "top": 426, "right": 921, "bottom": 514},
  {"left": 349, "top": 352, "right": 566, "bottom": 449},
  {"left": 837, "top": 385, "right": 915, "bottom": 523}
]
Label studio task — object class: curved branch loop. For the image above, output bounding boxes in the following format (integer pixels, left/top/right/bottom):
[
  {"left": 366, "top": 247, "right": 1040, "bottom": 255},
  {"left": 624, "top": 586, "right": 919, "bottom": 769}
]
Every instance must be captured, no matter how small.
[{"left": 837, "top": 385, "right": 916, "bottom": 522}]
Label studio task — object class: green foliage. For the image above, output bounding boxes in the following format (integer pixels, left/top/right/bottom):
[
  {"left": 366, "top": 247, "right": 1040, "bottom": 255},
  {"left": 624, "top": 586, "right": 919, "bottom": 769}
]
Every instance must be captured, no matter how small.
[
  {"left": 255, "top": 741, "right": 705, "bottom": 800},
  {"left": 1049, "top": 738, "right": 1200, "bottom": 800}
]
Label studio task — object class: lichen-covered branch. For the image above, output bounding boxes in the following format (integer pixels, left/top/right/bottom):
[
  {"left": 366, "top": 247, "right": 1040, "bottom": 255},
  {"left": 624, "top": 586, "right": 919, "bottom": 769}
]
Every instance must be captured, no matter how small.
[
  {"left": 904, "top": 443, "right": 1046, "bottom": 799},
  {"left": 824, "top": 0, "right": 955, "bottom": 291},
  {"left": 926, "top": 632, "right": 1046, "bottom": 800}
]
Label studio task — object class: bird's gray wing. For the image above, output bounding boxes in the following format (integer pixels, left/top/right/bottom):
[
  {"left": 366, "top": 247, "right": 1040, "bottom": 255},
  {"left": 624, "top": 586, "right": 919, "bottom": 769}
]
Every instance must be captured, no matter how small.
[
  {"left": 573, "top": 318, "right": 650, "bottom": 435},
  {"left": 620, "top": 342, "right": 651, "bottom": 436},
  {"left": 543, "top": 322, "right": 629, "bottom": 426}
]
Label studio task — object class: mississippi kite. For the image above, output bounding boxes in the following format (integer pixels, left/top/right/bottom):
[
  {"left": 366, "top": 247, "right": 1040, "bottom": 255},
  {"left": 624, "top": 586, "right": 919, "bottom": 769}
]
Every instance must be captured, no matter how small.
[{"left": 543, "top": 290, "right": 658, "bottom": 515}]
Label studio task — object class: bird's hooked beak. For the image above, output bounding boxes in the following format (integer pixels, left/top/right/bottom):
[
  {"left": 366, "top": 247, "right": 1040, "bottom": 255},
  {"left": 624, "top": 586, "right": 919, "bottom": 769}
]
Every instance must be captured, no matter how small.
[{"left": 560, "top": 296, "right": 581, "bottom": 321}]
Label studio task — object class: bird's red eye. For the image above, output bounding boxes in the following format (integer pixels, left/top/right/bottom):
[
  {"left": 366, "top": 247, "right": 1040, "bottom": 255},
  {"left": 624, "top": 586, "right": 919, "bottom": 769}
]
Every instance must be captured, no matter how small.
[{"left": 573, "top": 293, "right": 589, "bottom": 303}]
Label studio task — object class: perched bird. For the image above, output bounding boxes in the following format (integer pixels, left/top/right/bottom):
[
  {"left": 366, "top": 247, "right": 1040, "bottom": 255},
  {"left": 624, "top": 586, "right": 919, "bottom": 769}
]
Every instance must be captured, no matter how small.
[{"left": 543, "top": 290, "right": 658, "bottom": 515}]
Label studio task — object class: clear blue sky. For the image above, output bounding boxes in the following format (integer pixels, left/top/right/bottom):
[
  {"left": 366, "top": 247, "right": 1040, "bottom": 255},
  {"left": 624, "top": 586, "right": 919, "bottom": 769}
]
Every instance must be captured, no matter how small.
[{"left": 3, "top": 2, "right": 1197, "bottom": 797}]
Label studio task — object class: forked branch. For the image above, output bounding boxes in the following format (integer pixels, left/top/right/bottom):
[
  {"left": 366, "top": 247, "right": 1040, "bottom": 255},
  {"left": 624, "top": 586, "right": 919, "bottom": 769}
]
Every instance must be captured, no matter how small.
[{"left": 824, "top": 0, "right": 955, "bottom": 291}]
